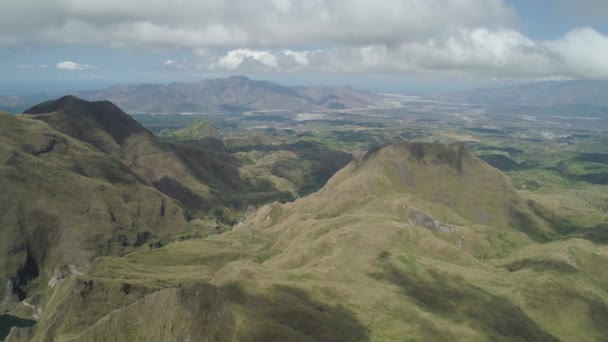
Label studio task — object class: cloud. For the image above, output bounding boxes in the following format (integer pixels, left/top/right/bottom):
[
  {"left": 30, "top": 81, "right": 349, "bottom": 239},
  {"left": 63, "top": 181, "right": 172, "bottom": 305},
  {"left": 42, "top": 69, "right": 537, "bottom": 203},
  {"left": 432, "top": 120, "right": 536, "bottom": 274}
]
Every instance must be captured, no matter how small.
[
  {"left": 163, "top": 27, "right": 608, "bottom": 80},
  {"left": 2, "top": 0, "right": 608, "bottom": 79},
  {"left": 168, "top": 49, "right": 312, "bottom": 72},
  {"left": 0, "top": 0, "right": 516, "bottom": 48},
  {"left": 545, "top": 27, "right": 608, "bottom": 79},
  {"left": 56, "top": 60, "right": 97, "bottom": 70}
]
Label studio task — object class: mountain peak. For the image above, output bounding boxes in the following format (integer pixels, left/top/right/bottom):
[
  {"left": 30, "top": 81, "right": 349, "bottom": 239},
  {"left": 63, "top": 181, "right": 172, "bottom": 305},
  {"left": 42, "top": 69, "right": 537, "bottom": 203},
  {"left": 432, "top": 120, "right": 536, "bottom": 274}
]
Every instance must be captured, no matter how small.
[
  {"left": 23, "top": 95, "right": 120, "bottom": 116},
  {"left": 382, "top": 141, "right": 471, "bottom": 172},
  {"left": 22, "top": 96, "right": 148, "bottom": 154},
  {"left": 226, "top": 75, "right": 250, "bottom": 81},
  {"left": 22, "top": 94, "right": 82, "bottom": 114},
  {"left": 316, "top": 141, "right": 545, "bottom": 235}
]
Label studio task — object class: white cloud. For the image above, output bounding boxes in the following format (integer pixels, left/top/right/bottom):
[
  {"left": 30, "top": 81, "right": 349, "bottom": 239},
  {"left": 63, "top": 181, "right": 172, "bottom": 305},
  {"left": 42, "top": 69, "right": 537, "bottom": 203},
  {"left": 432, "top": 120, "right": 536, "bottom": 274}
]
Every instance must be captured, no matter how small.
[
  {"left": 0, "top": 0, "right": 516, "bottom": 48},
  {"left": 208, "top": 49, "right": 313, "bottom": 72},
  {"left": 164, "top": 27, "right": 608, "bottom": 80},
  {"left": 162, "top": 59, "right": 191, "bottom": 70},
  {"left": 56, "top": 61, "right": 97, "bottom": 70},
  {"left": 544, "top": 27, "right": 608, "bottom": 79},
  {"left": 210, "top": 49, "right": 277, "bottom": 71},
  {"left": 2, "top": 0, "right": 608, "bottom": 79}
]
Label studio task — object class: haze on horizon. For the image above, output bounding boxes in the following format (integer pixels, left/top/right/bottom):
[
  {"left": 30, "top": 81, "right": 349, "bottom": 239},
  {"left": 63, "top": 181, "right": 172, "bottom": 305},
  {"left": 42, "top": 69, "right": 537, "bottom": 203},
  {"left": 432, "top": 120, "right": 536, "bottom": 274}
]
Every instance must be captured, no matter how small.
[{"left": 1, "top": 0, "right": 608, "bottom": 94}]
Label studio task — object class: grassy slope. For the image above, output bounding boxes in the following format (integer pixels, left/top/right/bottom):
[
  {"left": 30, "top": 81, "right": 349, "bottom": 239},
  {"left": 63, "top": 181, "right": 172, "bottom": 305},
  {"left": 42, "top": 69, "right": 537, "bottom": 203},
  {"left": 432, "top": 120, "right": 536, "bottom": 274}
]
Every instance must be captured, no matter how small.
[
  {"left": 22, "top": 96, "right": 214, "bottom": 213},
  {"left": 159, "top": 121, "right": 220, "bottom": 141},
  {"left": 22, "top": 96, "right": 301, "bottom": 219},
  {"left": 12, "top": 142, "right": 608, "bottom": 341}
]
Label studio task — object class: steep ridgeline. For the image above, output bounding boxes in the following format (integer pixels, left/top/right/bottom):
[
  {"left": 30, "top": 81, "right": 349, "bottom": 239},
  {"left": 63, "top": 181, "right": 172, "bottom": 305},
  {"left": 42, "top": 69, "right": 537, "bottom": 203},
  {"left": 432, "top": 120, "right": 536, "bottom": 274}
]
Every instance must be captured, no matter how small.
[
  {"left": 0, "top": 112, "right": 187, "bottom": 313},
  {"left": 11, "top": 142, "right": 608, "bottom": 341},
  {"left": 22, "top": 96, "right": 211, "bottom": 204},
  {"left": 79, "top": 76, "right": 376, "bottom": 113}
]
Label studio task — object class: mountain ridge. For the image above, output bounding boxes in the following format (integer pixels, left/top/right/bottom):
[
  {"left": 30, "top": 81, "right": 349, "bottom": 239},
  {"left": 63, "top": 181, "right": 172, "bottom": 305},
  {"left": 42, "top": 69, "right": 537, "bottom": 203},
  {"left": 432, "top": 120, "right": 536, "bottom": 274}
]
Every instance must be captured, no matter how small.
[
  {"left": 78, "top": 75, "right": 376, "bottom": 113},
  {"left": 12, "top": 140, "right": 608, "bottom": 341},
  {"left": 22, "top": 96, "right": 216, "bottom": 212},
  {"left": 0, "top": 111, "right": 188, "bottom": 312},
  {"left": 432, "top": 80, "right": 608, "bottom": 107}
]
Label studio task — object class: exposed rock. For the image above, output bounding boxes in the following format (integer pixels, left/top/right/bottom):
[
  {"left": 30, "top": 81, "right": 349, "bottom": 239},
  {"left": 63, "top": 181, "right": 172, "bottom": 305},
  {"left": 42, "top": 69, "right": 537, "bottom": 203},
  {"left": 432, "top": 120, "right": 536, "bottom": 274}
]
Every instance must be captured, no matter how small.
[
  {"left": 48, "top": 265, "right": 83, "bottom": 288},
  {"left": 408, "top": 209, "right": 456, "bottom": 233}
]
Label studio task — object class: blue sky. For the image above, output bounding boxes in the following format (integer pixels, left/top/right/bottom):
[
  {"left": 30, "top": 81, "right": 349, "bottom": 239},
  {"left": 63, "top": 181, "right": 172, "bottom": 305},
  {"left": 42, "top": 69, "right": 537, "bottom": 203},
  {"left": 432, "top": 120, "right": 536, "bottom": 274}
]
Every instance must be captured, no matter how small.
[
  {"left": 511, "top": 0, "right": 608, "bottom": 38},
  {"left": 1, "top": 0, "right": 607, "bottom": 94}
]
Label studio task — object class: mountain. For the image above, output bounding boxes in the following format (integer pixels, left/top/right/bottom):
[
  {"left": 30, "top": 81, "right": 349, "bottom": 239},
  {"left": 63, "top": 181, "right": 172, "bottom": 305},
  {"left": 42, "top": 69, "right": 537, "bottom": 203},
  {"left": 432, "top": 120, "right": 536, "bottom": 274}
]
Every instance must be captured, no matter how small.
[
  {"left": 79, "top": 76, "right": 376, "bottom": 113},
  {"left": 0, "top": 111, "right": 187, "bottom": 313},
  {"left": 9, "top": 142, "right": 608, "bottom": 341},
  {"left": 22, "top": 96, "right": 216, "bottom": 212},
  {"left": 433, "top": 80, "right": 608, "bottom": 107},
  {"left": 20, "top": 96, "right": 297, "bottom": 217},
  {"left": 1, "top": 95, "right": 308, "bottom": 326},
  {"left": 292, "top": 85, "right": 377, "bottom": 109}
]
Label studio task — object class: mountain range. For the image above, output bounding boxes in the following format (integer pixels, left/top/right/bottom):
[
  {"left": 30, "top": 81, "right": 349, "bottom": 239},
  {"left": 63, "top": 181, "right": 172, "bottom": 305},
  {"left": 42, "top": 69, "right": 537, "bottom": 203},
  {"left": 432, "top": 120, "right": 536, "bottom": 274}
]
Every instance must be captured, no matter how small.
[
  {"left": 78, "top": 76, "right": 376, "bottom": 113},
  {"left": 3, "top": 96, "right": 608, "bottom": 340},
  {"left": 0, "top": 76, "right": 376, "bottom": 115},
  {"left": 432, "top": 80, "right": 608, "bottom": 107},
  {"left": 4, "top": 79, "right": 608, "bottom": 116}
]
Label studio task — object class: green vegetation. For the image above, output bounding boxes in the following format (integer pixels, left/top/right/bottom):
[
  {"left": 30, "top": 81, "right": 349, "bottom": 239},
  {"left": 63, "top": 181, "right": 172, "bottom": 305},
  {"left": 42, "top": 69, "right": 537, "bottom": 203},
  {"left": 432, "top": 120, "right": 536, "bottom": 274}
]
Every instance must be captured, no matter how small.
[
  {"left": 4, "top": 94, "right": 608, "bottom": 341},
  {"left": 160, "top": 120, "right": 220, "bottom": 141}
]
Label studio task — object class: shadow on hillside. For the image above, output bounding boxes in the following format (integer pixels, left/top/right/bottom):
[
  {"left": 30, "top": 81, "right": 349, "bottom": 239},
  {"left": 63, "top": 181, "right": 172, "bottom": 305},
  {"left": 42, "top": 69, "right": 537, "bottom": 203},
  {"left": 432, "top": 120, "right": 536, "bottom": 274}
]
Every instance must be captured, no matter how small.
[
  {"left": 179, "top": 282, "right": 369, "bottom": 342},
  {"left": 370, "top": 262, "right": 558, "bottom": 341},
  {"left": 527, "top": 200, "right": 608, "bottom": 244}
]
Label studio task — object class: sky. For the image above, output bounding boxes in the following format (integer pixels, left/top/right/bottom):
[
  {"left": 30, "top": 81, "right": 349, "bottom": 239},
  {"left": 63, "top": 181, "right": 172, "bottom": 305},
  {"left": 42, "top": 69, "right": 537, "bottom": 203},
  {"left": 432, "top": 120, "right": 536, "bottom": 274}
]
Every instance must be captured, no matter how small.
[{"left": 1, "top": 0, "right": 608, "bottom": 94}]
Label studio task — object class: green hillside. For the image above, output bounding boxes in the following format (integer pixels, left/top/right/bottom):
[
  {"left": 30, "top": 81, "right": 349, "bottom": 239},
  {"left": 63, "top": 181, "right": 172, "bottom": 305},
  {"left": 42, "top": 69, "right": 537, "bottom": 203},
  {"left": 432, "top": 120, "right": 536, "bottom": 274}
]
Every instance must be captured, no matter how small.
[
  {"left": 9, "top": 142, "right": 608, "bottom": 341},
  {"left": 0, "top": 112, "right": 187, "bottom": 313},
  {"left": 160, "top": 121, "right": 221, "bottom": 141},
  {"left": 22, "top": 96, "right": 214, "bottom": 213},
  {"left": 20, "top": 96, "right": 296, "bottom": 221}
]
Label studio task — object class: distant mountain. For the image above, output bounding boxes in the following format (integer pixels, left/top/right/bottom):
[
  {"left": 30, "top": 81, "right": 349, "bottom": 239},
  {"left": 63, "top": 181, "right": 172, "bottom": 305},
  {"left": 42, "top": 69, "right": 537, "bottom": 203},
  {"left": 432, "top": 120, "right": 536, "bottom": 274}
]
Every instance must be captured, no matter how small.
[
  {"left": 433, "top": 80, "right": 608, "bottom": 107},
  {"left": 292, "top": 85, "right": 377, "bottom": 109},
  {"left": 78, "top": 76, "right": 376, "bottom": 113}
]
